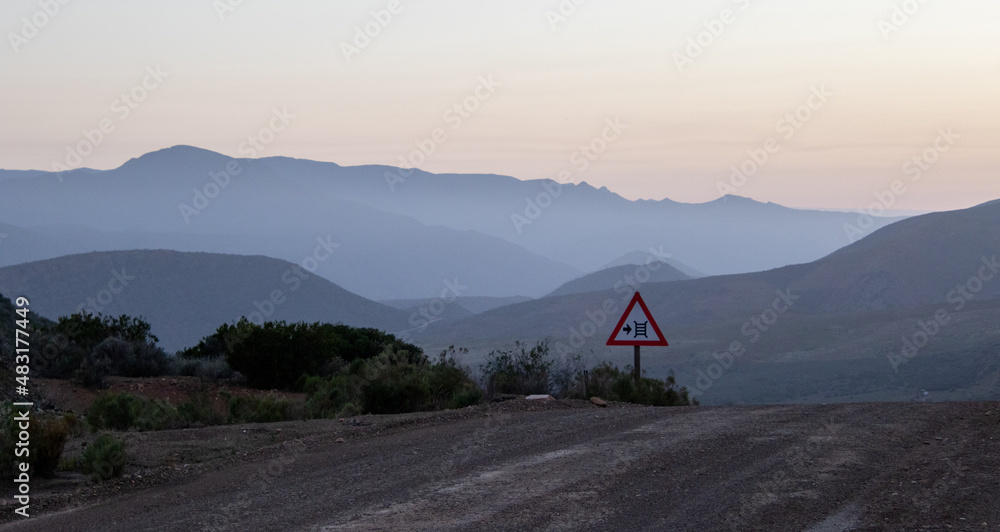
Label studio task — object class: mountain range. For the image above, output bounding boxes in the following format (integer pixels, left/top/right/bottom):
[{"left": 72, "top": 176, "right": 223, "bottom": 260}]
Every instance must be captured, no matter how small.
[
  {"left": 2, "top": 146, "right": 996, "bottom": 404},
  {"left": 0, "top": 145, "right": 902, "bottom": 300}
]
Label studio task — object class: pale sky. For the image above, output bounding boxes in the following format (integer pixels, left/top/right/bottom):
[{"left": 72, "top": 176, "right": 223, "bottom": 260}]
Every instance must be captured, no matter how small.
[{"left": 1, "top": 0, "right": 998, "bottom": 211}]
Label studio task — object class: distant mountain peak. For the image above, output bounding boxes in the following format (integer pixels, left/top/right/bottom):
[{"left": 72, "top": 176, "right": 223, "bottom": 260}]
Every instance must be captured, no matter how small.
[
  {"left": 714, "top": 194, "right": 760, "bottom": 204},
  {"left": 119, "top": 145, "right": 233, "bottom": 171}
]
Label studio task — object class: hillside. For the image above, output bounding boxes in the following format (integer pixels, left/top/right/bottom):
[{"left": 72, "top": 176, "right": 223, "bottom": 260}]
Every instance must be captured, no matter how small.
[
  {"left": 545, "top": 262, "right": 690, "bottom": 298},
  {"left": 423, "top": 200, "right": 1000, "bottom": 404},
  {"left": 434, "top": 199, "right": 1000, "bottom": 342},
  {"left": 600, "top": 250, "right": 705, "bottom": 278},
  {"left": 0, "top": 250, "right": 412, "bottom": 352}
]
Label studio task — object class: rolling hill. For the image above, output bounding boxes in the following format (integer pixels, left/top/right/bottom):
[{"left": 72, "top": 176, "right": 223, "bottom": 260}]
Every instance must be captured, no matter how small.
[
  {"left": 0, "top": 250, "right": 412, "bottom": 352},
  {"left": 545, "top": 262, "right": 691, "bottom": 298}
]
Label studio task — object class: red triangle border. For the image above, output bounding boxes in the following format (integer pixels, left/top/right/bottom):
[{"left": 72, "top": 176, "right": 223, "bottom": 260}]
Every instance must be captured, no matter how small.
[{"left": 606, "top": 292, "right": 669, "bottom": 346}]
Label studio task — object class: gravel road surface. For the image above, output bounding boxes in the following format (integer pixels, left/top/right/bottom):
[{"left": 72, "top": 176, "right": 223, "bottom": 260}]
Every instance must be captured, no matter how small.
[{"left": 3, "top": 401, "right": 998, "bottom": 531}]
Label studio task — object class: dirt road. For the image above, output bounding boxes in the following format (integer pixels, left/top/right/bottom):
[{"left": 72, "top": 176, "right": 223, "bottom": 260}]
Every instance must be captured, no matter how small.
[{"left": 4, "top": 401, "right": 999, "bottom": 531}]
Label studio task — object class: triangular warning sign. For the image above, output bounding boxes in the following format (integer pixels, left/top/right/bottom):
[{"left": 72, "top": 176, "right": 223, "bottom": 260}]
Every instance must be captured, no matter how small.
[{"left": 606, "top": 292, "right": 668, "bottom": 346}]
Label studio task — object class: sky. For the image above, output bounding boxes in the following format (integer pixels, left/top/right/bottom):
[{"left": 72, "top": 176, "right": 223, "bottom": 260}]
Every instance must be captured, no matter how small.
[{"left": 1, "top": 0, "right": 998, "bottom": 212}]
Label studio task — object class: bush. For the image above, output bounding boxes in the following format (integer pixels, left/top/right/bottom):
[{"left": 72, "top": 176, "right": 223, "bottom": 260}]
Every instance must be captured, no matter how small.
[
  {"left": 301, "top": 347, "right": 482, "bottom": 418},
  {"left": 84, "top": 434, "right": 126, "bottom": 481},
  {"left": 227, "top": 395, "right": 293, "bottom": 424},
  {"left": 303, "top": 375, "right": 353, "bottom": 419},
  {"left": 187, "top": 320, "right": 422, "bottom": 390},
  {"left": 31, "top": 313, "right": 168, "bottom": 386},
  {"left": 31, "top": 416, "right": 70, "bottom": 477},
  {"left": 174, "top": 356, "right": 235, "bottom": 381},
  {"left": 480, "top": 341, "right": 555, "bottom": 396},
  {"left": 0, "top": 404, "right": 71, "bottom": 478},
  {"left": 86, "top": 392, "right": 181, "bottom": 431},
  {"left": 176, "top": 392, "right": 225, "bottom": 426},
  {"left": 581, "top": 362, "right": 697, "bottom": 406}
]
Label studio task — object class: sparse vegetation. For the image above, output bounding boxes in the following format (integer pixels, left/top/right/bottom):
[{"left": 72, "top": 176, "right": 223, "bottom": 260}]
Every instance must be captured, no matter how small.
[
  {"left": 227, "top": 395, "right": 294, "bottom": 424},
  {"left": 481, "top": 340, "right": 695, "bottom": 406},
  {"left": 481, "top": 341, "right": 555, "bottom": 396},
  {"left": 0, "top": 403, "right": 71, "bottom": 478},
  {"left": 303, "top": 346, "right": 482, "bottom": 417},
  {"left": 30, "top": 415, "right": 70, "bottom": 477},
  {"left": 83, "top": 434, "right": 127, "bottom": 481},
  {"left": 86, "top": 392, "right": 185, "bottom": 431},
  {"left": 578, "top": 362, "right": 697, "bottom": 406}
]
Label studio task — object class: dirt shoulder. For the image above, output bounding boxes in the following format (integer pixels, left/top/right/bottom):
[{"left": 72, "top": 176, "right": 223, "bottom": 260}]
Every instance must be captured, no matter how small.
[{"left": 2, "top": 400, "right": 999, "bottom": 531}]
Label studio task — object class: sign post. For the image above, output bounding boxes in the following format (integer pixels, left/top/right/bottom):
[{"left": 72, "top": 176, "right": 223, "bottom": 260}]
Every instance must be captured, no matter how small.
[{"left": 606, "top": 292, "right": 668, "bottom": 382}]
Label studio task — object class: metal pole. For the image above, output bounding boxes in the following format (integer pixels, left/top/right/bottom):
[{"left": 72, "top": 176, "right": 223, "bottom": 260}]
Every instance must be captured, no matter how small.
[{"left": 634, "top": 345, "right": 641, "bottom": 382}]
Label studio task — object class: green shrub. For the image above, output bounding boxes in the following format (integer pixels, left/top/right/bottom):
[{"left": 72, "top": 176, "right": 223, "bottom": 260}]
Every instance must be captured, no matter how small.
[
  {"left": 0, "top": 405, "right": 71, "bottom": 478},
  {"left": 227, "top": 395, "right": 292, "bottom": 424},
  {"left": 304, "top": 375, "right": 352, "bottom": 419},
  {"left": 86, "top": 392, "right": 180, "bottom": 431},
  {"left": 31, "top": 313, "right": 168, "bottom": 386},
  {"left": 174, "top": 356, "right": 235, "bottom": 381},
  {"left": 194, "top": 320, "right": 422, "bottom": 390},
  {"left": 84, "top": 434, "right": 126, "bottom": 481},
  {"left": 449, "top": 387, "right": 484, "bottom": 409},
  {"left": 176, "top": 392, "right": 225, "bottom": 426},
  {"left": 31, "top": 415, "right": 69, "bottom": 477},
  {"left": 480, "top": 341, "right": 555, "bottom": 396},
  {"left": 582, "top": 362, "right": 697, "bottom": 406},
  {"left": 300, "top": 347, "right": 482, "bottom": 417},
  {"left": 338, "top": 402, "right": 361, "bottom": 417}
]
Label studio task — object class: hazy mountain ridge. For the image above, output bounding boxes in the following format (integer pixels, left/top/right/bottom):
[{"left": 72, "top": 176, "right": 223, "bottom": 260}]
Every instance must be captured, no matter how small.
[
  {"left": 0, "top": 147, "right": 582, "bottom": 300},
  {"left": 0, "top": 250, "right": 412, "bottom": 352},
  {"left": 253, "top": 151, "right": 907, "bottom": 274},
  {"left": 432, "top": 199, "right": 1000, "bottom": 344},
  {"left": 545, "top": 262, "right": 691, "bottom": 298}
]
